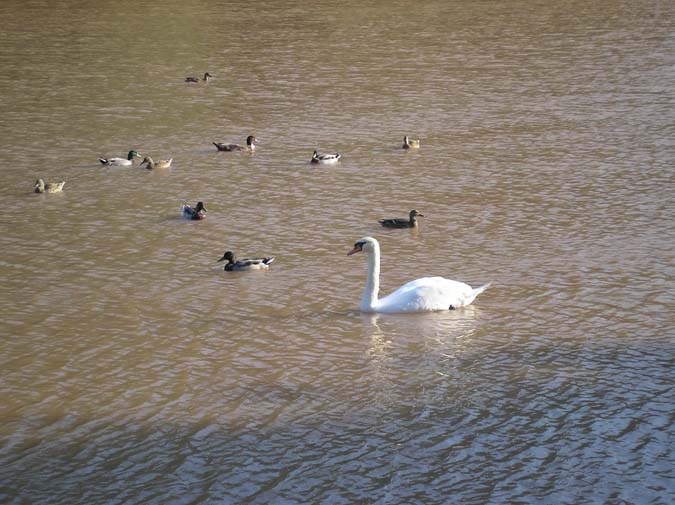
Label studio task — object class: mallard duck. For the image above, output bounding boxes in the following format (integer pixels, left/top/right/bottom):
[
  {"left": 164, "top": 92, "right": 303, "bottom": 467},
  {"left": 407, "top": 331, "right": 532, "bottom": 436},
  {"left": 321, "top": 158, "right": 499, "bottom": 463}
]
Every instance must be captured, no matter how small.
[
  {"left": 140, "top": 156, "right": 173, "bottom": 170},
  {"left": 34, "top": 178, "right": 65, "bottom": 194},
  {"left": 217, "top": 251, "right": 275, "bottom": 271},
  {"left": 185, "top": 72, "right": 212, "bottom": 83},
  {"left": 379, "top": 209, "right": 424, "bottom": 228},
  {"left": 311, "top": 150, "right": 341, "bottom": 164},
  {"left": 402, "top": 136, "right": 420, "bottom": 149},
  {"left": 213, "top": 135, "right": 257, "bottom": 152},
  {"left": 182, "top": 201, "right": 207, "bottom": 220},
  {"left": 98, "top": 150, "right": 141, "bottom": 166}
]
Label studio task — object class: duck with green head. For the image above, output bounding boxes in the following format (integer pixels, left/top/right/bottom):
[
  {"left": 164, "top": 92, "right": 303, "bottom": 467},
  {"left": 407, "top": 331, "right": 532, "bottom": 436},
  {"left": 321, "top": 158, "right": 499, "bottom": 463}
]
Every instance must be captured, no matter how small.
[
  {"left": 182, "top": 201, "right": 207, "bottom": 220},
  {"left": 217, "top": 251, "right": 275, "bottom": 271},
  {"left": 99, "top": 150, "right": 141, "bottom": 166}
]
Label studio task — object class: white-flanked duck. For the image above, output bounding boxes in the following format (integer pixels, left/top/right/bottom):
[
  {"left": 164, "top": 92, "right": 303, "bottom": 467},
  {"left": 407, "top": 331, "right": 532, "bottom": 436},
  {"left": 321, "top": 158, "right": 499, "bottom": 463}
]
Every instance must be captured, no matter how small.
[
  {"left": 379, "top": 210, "right": 424, "bottom": 228},
  {"left": 217, "top": 251, "right": 275, "bottom": 271},
  {"left": 98, "top": 150, "right": 141, "bottom": 166},
  {"left": 34, "top": 178, "right": 65, "bottom": 194},
  {"left": 348, "top": 237, "right": 490, "bottom": 313},
  {"left": 402, "top": 136, "right": 420, "bottom": 149},
  {"left": 185, "top": 72, "right": 212, "bottom": 83},
  {"left": 213, "top": 135, "right": 257, "bottom": 152},
  {"left": 140, "top": 156, "right": 173, "bottom": 170},
  {"left": 311, "top": 150, "right": 341, "bottom": 164},
  {"left": 182, "top": 201, "right": 207, "bottom": 220}
]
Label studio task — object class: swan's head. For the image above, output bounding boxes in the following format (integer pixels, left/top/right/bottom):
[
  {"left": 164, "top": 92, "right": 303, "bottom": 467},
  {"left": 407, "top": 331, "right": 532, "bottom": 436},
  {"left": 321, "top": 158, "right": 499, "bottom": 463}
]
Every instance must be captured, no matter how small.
[
  {"left": 218, "top": 251, "right": 235, "bottom": 263},
  {"left": 347, "top": 236, "right": 378, "bottom": 256}
]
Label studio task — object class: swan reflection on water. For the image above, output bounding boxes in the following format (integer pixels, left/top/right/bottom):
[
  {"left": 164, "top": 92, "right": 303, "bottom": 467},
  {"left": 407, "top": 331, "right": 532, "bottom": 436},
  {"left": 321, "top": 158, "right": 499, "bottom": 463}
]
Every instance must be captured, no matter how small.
[
  {"left": 360, "top": 307, "right": 483, "bottom": 358},
  {"left": 358, "top": 309, "right": 485, "bottom": 409}
]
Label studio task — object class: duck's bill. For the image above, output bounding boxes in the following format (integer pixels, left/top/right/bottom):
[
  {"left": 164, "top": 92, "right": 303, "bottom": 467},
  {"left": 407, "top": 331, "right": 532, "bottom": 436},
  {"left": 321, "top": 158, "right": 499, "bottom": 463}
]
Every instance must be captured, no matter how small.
[
  {"left": 347, "top": 245, "right": 363, "bottom": 256},
  {"left": 217, "top": 255, "right": 226, "bottom": 262}
]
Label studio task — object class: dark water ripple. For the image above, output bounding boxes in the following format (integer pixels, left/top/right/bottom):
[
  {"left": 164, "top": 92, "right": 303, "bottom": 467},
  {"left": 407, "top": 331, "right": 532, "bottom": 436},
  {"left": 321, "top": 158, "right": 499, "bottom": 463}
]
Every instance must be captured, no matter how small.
[{"left": 2, "top": 309, "right": 672, "bottom": 503}]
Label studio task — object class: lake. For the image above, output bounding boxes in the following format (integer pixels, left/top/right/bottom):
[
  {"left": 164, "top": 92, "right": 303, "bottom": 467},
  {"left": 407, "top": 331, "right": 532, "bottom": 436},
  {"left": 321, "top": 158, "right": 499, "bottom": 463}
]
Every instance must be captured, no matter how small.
[{"left": 0, "top": 0, "right": 673, "bottom": 503}]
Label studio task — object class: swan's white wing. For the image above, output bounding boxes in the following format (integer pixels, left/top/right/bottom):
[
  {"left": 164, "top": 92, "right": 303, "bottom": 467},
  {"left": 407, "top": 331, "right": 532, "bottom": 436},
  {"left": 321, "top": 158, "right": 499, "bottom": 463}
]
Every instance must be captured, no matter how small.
[{"left": 376, "top": 277, "right": 478, "bottom": 313}]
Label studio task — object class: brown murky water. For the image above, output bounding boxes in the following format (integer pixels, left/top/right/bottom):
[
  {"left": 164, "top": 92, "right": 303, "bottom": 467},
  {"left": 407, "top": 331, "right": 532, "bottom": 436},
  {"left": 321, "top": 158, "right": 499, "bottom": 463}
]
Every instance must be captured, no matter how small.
[{"left": 1, "top": 0, "right": 674, "bottom": 503}]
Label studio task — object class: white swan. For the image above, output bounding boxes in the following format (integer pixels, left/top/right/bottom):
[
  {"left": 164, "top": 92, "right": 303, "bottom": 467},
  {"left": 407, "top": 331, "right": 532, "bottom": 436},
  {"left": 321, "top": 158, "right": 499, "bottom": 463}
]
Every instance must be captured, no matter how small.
[{"left": 347, "top": 237, "right": 490, "bottom": 313}]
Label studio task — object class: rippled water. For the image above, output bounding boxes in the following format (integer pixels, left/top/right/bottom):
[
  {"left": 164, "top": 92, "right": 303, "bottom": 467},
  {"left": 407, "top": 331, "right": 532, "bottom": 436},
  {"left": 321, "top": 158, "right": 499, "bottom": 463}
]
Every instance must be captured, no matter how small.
[{"left": 1, "top": 0, "right": 674, "bottom": 503}]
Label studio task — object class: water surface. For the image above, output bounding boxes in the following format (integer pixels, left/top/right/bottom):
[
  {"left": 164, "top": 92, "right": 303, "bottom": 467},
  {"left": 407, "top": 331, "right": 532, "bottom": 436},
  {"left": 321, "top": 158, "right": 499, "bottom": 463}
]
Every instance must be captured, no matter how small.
[{"left": 1, "top": 0, "right": 674, "bottom": 503}]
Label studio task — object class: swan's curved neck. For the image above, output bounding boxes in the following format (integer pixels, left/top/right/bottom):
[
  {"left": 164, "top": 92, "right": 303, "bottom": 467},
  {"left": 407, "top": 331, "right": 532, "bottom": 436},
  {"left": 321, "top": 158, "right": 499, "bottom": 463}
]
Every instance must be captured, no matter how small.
[{"left": 361, "top": 243, "right": 380, "bottom": 312}]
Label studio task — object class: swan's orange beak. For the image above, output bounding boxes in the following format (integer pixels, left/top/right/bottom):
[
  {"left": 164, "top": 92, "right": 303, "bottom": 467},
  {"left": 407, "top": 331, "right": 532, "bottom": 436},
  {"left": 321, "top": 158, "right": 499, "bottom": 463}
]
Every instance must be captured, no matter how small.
[{"left": 347, "top": 244, "right": 362, "bottom": 256}]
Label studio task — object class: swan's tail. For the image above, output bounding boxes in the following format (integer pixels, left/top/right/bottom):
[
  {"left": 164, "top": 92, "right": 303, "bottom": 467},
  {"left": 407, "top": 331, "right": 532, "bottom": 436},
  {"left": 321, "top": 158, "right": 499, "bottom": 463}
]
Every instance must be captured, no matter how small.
[{"left": 464, "top": 282, "right": 492, "bottom": 307}]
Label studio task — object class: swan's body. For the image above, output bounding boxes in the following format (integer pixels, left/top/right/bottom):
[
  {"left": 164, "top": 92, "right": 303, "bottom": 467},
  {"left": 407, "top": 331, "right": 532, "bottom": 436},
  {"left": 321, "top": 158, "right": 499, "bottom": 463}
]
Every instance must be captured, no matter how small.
[
  {"left": 213, "top": 135, "right": 257, "bottom": 152},
  {"left": 140, "top": 156, "right": 172, "bottom": 170},
  {"left": 99, "top": 150, "right": 141, "bottom": 166},
  {"left": 186, "top": 72, "right": 212, "bottom": 83},
  {"left": 217, "top": 251, "right": 274, "bottom": 271},
  {"left": 403, "top": 136, "right": 420, "bottom": 149},
  {"left": 379, "top": 209, "right": 424, "bottom": 228},
  {"left": 311, "top": 150, "right": 340, "bottom": 164},
  {"left": 182, "top": 201, "right": 207, "bottom": 220},
  {"left": 348, "top": 237, "right": 490, "bottom": 313},
  {"left": 34, "top": 178, "right": 65, "bottom": 193}
]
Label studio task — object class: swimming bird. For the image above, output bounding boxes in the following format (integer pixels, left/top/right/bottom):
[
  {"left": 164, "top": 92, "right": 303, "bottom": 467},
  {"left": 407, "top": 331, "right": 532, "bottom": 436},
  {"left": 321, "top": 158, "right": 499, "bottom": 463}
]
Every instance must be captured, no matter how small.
[
  {"left": 379, "top": 210, "right": 424, "bottom": 228},
  {"left": 140, "top": 156, "right": 173, "bottom": 170},
  {"left": 347, "top": 237, "right": 490, "bottom": 313},
  {"left": 311, "top": 150, "right": 341, "bottom": 164},
  {"left": 34, "top": 178, "right": 65, "bottom": 193},
  {"left": 98, "top": 150, "right": 141, "bottom": 166},
  {"left": 213, "top": 135, "right": 257, "bottom": 152},
  {"left": 182, "top": 201, "right": 207, "bottom": 220},
  {"left": 217, "top": 251, "right": 275, "bottom": 271},
  {"left": 402, "top": 136, "right": 420, "bottom": 149},
  {"left": 185, "top": 72, "right": 212, "bottom": 83}
]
